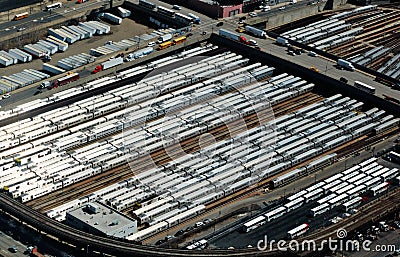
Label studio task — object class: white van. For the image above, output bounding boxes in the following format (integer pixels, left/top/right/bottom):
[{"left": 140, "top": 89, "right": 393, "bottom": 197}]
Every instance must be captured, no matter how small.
[{"left": 263, "top": 6, "right": 271, "bottom": 11}]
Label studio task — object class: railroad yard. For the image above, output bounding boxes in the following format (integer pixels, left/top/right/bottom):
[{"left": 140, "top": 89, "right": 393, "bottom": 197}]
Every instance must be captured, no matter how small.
[
  {"left": 0, "top": 0, "right": 399, "bottom": 257},
  {"left": 277, "top": 5, "right": 400, "bottom": 81},
  {"left": 210, "top": 156, "right": 400, "bottom": 249}
]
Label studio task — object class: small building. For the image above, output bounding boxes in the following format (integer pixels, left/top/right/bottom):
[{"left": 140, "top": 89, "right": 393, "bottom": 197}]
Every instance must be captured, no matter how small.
[
  {"left": 163, "top": 0, "right": 243, "bottom": 18},
  {"left": 66, "top": 202, "right": 137, "bottom": 239}
]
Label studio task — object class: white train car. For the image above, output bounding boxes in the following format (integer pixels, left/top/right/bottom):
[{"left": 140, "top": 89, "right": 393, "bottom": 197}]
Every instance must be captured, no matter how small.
[
  {"left": 364, "top": 176, "right": 382, "bottom": 190},
  {"left": 46, "top": 198, "right": 81, "bottom": 219},
  {"left": 363, "top": 165, "right": 384, "bottom": 176},
  {"left": 284, "top": 197, "right": 305, "bottom": 212},
  {"left": 317, "top": 193, "right": 337, "bottom": 205},
  {"left": 287, "top": 223, "right": 309, "bottom": 239},
  {"left": 270, "top": 167, "right": 307, "bottom": 188},
  {"left": 309, "top": 203, "right": 330, "bottom": 217},
  {"left": 380, "top": 168, "right": 399, "bottom": 182},
  {"left": 242, "top": 216, "right": 266, "bottom": 233},
  {"left": 370, "top": 167, "right": 390, "bottom": 179},
  {"left": 127, "top": 221, "right": 169, "bottom": 242},
  {"left": 165, "top": 205, "right": 205, "bottom": 227},
  {"left": 303, "top": 188, "right": 324, "bottom": 203},
  {"left": 368, "top": 182, "right": 389, "bottom": 197},
  {"left": 328, "top": 193, "right": 349, "bottom": 209},
  {"left": 353, "top": 176, "right": 372, "bottom": 187},
  {"left": 264, "top": 206, "right": 287, "bottom": 222},
  {"left": 346, "top": 185, "right": 367, "bottom": 199},
  {"left": 342, "top": 196, "right": 363, "bottom": 212}
]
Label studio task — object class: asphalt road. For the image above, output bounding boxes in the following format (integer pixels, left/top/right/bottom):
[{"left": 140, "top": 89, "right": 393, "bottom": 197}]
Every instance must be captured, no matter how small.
[
  {"left": 0, "top": 0, "right": 109, "bottom": 38},
  {"left": 0, "top": 212, "right": 78, "bottom": 257},
  {"left": 217, "top": 22, "right": 400, "bottom": 101},
  {"left": 0, "top": 231, "right": 28, "bottom": 257}
]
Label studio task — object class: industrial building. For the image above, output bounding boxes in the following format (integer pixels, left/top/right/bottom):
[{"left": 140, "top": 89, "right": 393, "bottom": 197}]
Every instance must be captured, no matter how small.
[
  {"left": 65, "top": 202, "right": 137, "bottom": 239},
  {"left": 161, "top": 0, "right": 243, "bottom": 18}
]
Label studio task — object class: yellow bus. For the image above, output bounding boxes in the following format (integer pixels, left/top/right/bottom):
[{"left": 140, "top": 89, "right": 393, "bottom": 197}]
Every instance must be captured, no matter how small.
[
  {"left": 173, "top": 36, "right": 187, "bottom": 44},
  {"left": 13, "top": 12, "right": 29, "bottom": 21},
  {"left": 158, "top": 41, "right": 174, "bottom": 50}
]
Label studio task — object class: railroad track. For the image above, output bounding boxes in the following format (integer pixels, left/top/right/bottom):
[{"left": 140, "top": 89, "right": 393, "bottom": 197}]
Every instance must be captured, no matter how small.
[
  {"left": 0, "top": 193, "right": 277, "bottom": 257},
  {"left": 28, "top": 93, "right": 321, "bottom": 212},
  {"left": 142, "top": 128, "right": 399, "bottom": 244},
  {"left": 302, "top": 188, "right": 400, "bottom": 244},
  {"left": 207, "top": 125, "right": 398, "bottom": 211}
]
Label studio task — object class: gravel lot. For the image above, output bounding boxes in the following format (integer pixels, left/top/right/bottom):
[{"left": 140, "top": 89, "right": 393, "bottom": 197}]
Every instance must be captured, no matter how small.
[{"left": 0, "top": 16, "right": 154, "bottom": 76}]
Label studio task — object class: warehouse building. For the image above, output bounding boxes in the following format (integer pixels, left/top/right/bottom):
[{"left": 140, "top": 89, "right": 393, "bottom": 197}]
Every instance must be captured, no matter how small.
[
  {"left": 161, "top": 0, "right": 243, "bottom": 18},
  {"left": 66, "top": 202, "right": 137, "bottom": 239}
]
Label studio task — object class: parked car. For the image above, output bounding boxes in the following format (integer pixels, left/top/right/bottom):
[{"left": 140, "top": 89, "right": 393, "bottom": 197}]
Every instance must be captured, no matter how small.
[
  {"left": 155, "top": 240, "right": 165, "bottom": 245},
  {"left": 147, "top": 41, "right": 156, "bottom": 47},
  {"left": 172, "top": 5, "right": 181, "bottom": 10},
  {"left": 202, "top": 31, "right": 207, "bottom": 35},
  {"left": 294, "top": 48, "right": 302, "bottom": 55},
  {"left": 249, "top": 12, "right": 257, "bottom": 17},
  {"left": 17, "top": 27, "right": 26, "bottom": 32},
  {"left": 174, "top": 230, "right": 185, "bottom": 236},
  {"left": 309, "top": 66, "right": 319, "bottom": 73},
  {"left": 248, "top": 39, "right": 258, "bottom": 46},
  {"left": 203, "top": 218, "right": 213, "bottom": 224},
  {"left": 8, "top": 246, "right": 18, "bottom": 253},
  {"left": 194, "top": 221, "right": 204, "bottom": 228},
  {"left": 392, "top": 83, "right": 400, "bottom": 90},
  {"left": 186, "top": 33, "right": 193, "bottom": 37},
  {"left": 279, "top": 6, "right": 286, "bottom": 10},
  {"left": 185, "top": 226, "right": 194, "bottom": 232},
  {"left": 216, "top": 21, "right": 224, "bottom": 27},
  {"left": 2, "top": 93, "right": 11, "bottom": 99},
  {"left": 263, "top": 6, "right": 271, "bottom": 12}
]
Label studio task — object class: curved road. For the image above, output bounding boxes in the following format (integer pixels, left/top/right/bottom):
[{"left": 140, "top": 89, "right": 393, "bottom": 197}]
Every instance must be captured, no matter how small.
[{"left": 0, "top": 194, "right": 279, "bottom": 257}]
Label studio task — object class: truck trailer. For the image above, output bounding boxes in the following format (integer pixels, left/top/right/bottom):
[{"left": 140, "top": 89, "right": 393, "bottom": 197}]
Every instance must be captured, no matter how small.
[
  {"left": 219, "top": 29, "right": 247, "bottom": 43},
  {"left": 92, "top": 57, "right": 123, "bottom": 74},
  {"left": 125, "top": 47, "right": 154, "bottom": 61},
  {"left": 117, "top": 7, "right": 131, "bottom": 18},
  {"left": 276, "top": 37, "right": 289, "bottom": 46},
  {"left": 51, "top": 72, "right": 80, "bottom": 88},
  {"left": 101, "top": 13, "right": 122, "bottom": 25},
  {"left": 245, "top": 25, "right": 266, "bottom": 38},
  {"left": 158, "top": 34, "right": 172, "bottom": 44},
  {"left": 337, "top": 59, "right": 355, "bottom": 71}
]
